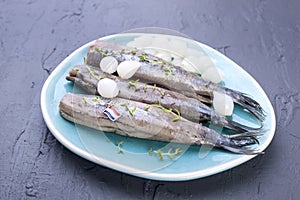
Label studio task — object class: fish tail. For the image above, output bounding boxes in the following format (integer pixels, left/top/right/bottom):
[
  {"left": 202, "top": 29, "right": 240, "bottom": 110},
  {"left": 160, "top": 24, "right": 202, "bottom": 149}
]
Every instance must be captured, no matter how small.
[
  {"left": 210, "top": 112, "right": 263, "bottom": 132},
  {"left": 215, "top": 132, "right": 264, "bottom": 155},
  {"left": 199, "top": 127, "right": 264, "bottom": 154},
  {"left": 223, "top": 117, "right": 263, "bottom": 132},
  {"left": 236, "top": 93, "right": 266, "bottom": 121}
]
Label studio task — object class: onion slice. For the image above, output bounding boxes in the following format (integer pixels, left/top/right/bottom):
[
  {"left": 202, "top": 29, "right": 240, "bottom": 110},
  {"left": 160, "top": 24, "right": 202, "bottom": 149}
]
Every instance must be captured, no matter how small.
[
  {"left": 185, "top": 56, "right": 215, "bottom": 74},
  {"left": 99, "top": 56, "right": 118, "bottom": 74},
  {"left": 201, "top": 67, "right": 224, "bottom": 83},
  {"left": 117, "top": 61, "right": 141, "bottom": 79},
  {"left": 213, "top": 91, "right": 234, "bottom": 116},
  {"left": 97, "top": 78, "right": 119, "bottom": 98}
]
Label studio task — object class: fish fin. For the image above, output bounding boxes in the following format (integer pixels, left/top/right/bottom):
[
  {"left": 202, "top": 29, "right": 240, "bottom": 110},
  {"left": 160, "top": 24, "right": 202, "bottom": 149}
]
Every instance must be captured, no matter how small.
[
  {"left": 223, "top": 117, "right": 263, "bottom": 132},
  {"left": 216, "top": 132, "right": 265, "bottom": 154}
]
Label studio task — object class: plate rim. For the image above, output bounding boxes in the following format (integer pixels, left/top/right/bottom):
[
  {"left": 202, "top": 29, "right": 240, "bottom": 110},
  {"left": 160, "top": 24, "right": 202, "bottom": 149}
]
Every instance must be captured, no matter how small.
[{"left": 40, "top": 32, "right": 276, "bottom": 181}]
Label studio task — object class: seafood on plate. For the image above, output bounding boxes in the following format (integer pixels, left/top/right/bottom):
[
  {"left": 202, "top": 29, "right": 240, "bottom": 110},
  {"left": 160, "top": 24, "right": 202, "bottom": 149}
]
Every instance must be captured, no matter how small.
[
  {"left": 67, "top": 64, "right": 262, "bottom": 132},
  {"left": 86, "top": 40, "right": 265, "bottom": 121},
  {"left": 59, "top": 93, "right": 262, "bottom": 154}
]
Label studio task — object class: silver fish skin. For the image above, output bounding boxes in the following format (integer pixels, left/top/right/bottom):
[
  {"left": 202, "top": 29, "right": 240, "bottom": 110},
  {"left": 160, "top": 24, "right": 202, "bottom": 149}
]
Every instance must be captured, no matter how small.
[
  {"left": 67, "top": 65, "right": 261, "bottom": 132},
  {"left": 86, "top": 40, "right": 265, "bottom": 121},
  {"left": 59, "top": 93, "right": 261, "bottom": 154}
]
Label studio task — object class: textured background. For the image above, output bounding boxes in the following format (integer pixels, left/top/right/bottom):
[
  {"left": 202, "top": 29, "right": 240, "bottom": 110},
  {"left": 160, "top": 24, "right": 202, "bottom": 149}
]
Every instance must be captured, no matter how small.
[{"left": 1, "top": 0, "right": 300, "bottom": 199}]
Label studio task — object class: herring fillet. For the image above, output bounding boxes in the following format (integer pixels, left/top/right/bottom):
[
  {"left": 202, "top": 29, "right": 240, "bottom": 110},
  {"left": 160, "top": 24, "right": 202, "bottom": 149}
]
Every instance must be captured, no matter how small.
[
  {"left": 86, "top": 40, "right": 265, "bottom": 121},
  {"left": 67, "top": 64, "right": 262, "bottom": 132},
  {"left": 59, "top": 93, "right": 261, "bottom": 154}
]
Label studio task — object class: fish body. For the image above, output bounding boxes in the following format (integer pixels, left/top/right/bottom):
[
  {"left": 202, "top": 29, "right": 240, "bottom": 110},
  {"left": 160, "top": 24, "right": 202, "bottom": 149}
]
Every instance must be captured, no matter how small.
[
  {"left": 59, "top": 93, "right": 261, "bottom": 154},
  {"left": 67, "top": 65, "right": 261, "bottom": 132},
  {"left": 86, "top": 40, "right": 265, "bottom": 120}
]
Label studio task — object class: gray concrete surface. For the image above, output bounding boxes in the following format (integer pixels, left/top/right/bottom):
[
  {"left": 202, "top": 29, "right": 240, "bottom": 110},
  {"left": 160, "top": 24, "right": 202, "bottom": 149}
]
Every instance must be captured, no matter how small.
[{"left": 1, "top": 0, "right": 299, "bottom": 199}]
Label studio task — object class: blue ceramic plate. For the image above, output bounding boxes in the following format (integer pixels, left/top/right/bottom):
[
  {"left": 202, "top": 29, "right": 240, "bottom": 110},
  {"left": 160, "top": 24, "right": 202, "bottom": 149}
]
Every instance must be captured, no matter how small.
[{"left": 41, "top": 33, "right": 276, "bottom": 181}]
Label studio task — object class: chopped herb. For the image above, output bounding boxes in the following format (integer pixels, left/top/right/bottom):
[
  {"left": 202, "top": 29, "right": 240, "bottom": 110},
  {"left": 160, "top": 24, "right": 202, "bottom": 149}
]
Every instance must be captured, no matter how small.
[
  {"left": 77, "top": 102, "right": 82, "bottom": 107},
  {"left": 95, "top": 47, "right": 102, "bottom": 52},
  {"left": 138, "top": 55, "right": 147, "bottom": 61},
  {"left": 150, "top": 147, "right": 182, "bottom": 160},
  {"left": 128, "top": 79, "right": 139, "bottom": 91},
  {"left": 83, "top": 57, "right": 86, "bottom": 63},
  {"left": 152, "top": 83, "right": 157, "bottom": 91},
  {"left": 129, "top": 106, "right": 137, "bottom": 116},
  {"left": 116, "top": 141, "right": 124, "bottom": 145},
  {"left": 92, "top": 70, "right": 99, "bottom": 76},
  {"left": 92, "top": 96, "right": 99, "bottom": 102},
  {"left": 172, "top": 117, "right": 180, "bottom": 122},
  {"left": 152, "top": 59, "right": 158, "bottom": 62},
  {"left": 150, "top": 103, "right": 180, "bottom": 122},
  {"left": 174, "top": 108, "right": 180, "bottom": 116},
  {"left": 143, "top": 84, "right": 147, "bottom": 92},
  {"left": 120, "top": 49, "right": 125, "bottom": 54},
  {"left": 121, "top": 103, "right": 137, "bottom": 116},
  {"left": 172, "top": 108, "right": 181, "bottom": 122},
  {"left": 150, "top": 104, "right": 161, "bottom": 109},
  {"left": 175, "top": 148, "right": 182, "bottom": 155},
  {"left": 160, "top": 90, "right": 165, "bottom": 98},
  {"left": 116, "top": 141, "right": 124, "bottom": 154},
  {"left": 163, "top": 65, "right": 175, "bottom": 79},
  {"left": 161, "top": 61, "right": 166, "bottom": 66},
  {"left": 171, "top": 57, "right": 174, "bottom": 62},
  {"left": 167, "top": 148, "right": 175, "bottom": 159},
  {"left": 144, "top": 105, "right": 150, "bottom": 111},
  {"left": 72, "top": 67, "right": 79, "bottom": 71},
  {"left": 86, "top": 66, "right": 99, "bottom": 77},
  {"left": 148, "top": 147, "right": 153, "bottom": 155},
  {"left": 162, "top": 107, "right": 172, "bottom": 113},
  {"left": 151, "top": 104, "right": 172, "bottom": 113},
  {"left": 131, "top": 50, "right": 136, "bottom": 55},
  {"left": 156, "top": 150, "right": 163, "bottom": 160}
]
